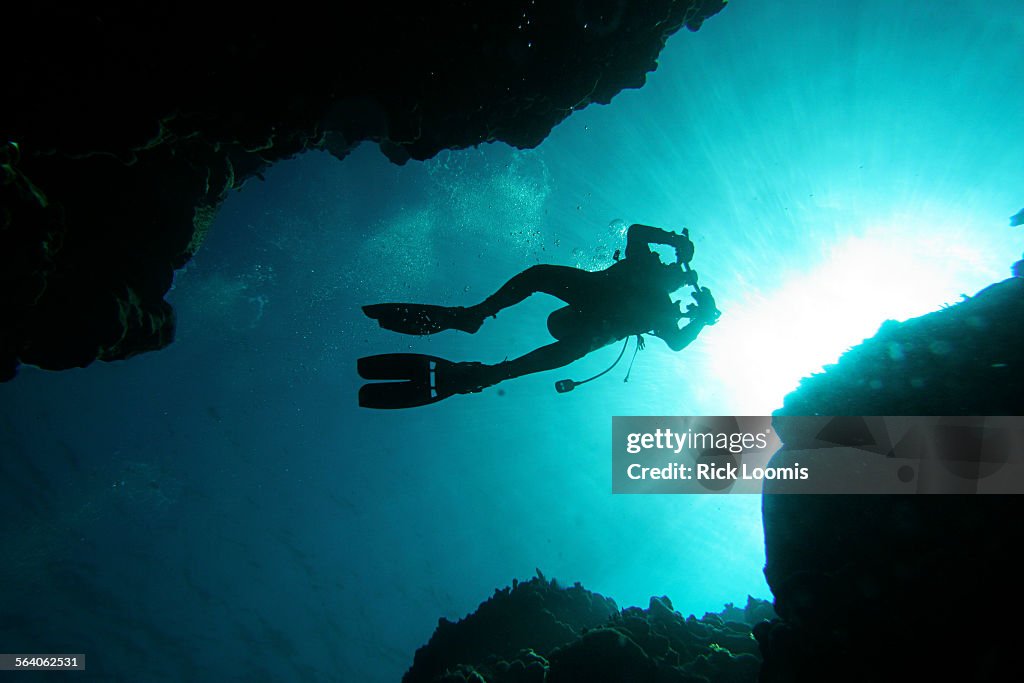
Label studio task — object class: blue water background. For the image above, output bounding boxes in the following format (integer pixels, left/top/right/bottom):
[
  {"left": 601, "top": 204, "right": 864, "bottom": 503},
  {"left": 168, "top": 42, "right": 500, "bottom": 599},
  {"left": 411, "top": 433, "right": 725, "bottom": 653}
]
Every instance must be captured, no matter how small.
[{"left": 1, "top": 1, "right": 1022, "bottom": 680}]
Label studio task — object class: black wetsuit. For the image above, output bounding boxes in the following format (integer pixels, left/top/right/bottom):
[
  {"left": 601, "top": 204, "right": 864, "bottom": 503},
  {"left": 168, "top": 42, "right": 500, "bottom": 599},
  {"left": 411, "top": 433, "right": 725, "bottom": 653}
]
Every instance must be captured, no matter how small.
[
  {"left": 489, "top": 254, "right": 680, "bottom": 340},
  {"left": 474, "top": 250, "right": 688, "bottom": 386}
]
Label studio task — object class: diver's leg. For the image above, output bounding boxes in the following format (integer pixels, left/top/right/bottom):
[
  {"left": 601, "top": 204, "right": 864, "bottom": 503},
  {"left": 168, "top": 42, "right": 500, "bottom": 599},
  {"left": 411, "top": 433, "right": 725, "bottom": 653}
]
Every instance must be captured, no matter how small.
[
  {"left": 367, "top": 265, "right": 594, "bottom": 336},
  {"left": 468, "top": 337, "right": 597, "bottom": 389},
  {"left": 501, "top": 340, "right": 592, "bottom": 378},
  {"left": 378, "top": 265, "right": 594, "bottom": 336},
  {"left": 472, "top": 265, "right": 594, "bottom": 319}
]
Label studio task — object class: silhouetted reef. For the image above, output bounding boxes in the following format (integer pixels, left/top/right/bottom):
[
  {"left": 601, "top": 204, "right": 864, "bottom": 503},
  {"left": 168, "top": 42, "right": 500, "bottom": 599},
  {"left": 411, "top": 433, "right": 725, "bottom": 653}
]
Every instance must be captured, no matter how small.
[
  {"left": 780, "top": 277, "right": 1024, "bottom": 415},
  {"left": 758, "top": 276, "right": 1024, "bottom": 682},
  {"left": 404, "top": 572, "right": 774, "bottom": 683},
  {"left": 0, "top": 1, "right": 727, "bottom": 380}
]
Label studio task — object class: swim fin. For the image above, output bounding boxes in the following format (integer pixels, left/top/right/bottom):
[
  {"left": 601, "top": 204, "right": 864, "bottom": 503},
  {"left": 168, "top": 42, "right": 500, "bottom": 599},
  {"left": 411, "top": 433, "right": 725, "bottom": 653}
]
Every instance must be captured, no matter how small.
[
  {"left": 362, "top": 303, "right": 483, "bottom": 335},
  {"left": 357, "top": 354, "right": 492, "bottom": 409}
]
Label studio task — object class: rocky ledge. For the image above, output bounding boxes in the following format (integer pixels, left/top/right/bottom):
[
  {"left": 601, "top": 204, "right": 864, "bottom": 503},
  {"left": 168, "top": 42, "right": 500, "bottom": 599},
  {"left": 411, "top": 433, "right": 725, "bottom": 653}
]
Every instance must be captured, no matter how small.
[
  {"left": 1, "top": 2, "right": 726, "bottom": 380},
  {"left": 759, "top": 276, "right": 1024, "bottom": 681}
]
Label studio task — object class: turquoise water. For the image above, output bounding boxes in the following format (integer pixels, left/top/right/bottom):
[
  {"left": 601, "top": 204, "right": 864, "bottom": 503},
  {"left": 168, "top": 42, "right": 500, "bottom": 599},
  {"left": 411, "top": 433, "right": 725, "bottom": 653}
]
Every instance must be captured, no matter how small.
[{"left": 2, "top": 1, "right": 1022, "bottom": 681}]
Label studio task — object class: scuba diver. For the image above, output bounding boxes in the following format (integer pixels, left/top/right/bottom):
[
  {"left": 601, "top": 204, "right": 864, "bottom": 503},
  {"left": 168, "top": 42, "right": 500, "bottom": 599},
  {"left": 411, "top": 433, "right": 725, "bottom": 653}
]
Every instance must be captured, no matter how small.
[{"left": 358, "top": 223, "right": 720, "bottom": 409}]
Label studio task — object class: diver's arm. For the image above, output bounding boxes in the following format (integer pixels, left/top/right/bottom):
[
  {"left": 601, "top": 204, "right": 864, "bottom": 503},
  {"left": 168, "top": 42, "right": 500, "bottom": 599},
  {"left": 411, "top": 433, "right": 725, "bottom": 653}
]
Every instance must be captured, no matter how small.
[
  {"left": 626, "top": 224, "right": 694, "bottom": 263},
  {"left": 654, "top": 287, "right": 719, "bottom": 351},
  {"left": 655, "top": 319, "right": 706, "bottom": 352}
]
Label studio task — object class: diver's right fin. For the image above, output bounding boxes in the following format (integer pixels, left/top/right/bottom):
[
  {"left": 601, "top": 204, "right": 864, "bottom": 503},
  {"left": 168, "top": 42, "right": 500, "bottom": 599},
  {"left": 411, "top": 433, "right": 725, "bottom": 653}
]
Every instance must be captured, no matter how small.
[
  {"left": 362, "top": 303, "right": 483, "bottom": 335},
  {"left": 357, "top": 354, "right": 490, "bottom": 409}
]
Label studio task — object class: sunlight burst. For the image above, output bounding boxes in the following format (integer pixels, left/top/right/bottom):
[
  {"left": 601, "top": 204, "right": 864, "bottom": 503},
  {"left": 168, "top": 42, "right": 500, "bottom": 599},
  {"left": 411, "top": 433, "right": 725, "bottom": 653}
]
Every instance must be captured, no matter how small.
[{"left": 702, "top": 218, "right": 1006, "bottom": 414}]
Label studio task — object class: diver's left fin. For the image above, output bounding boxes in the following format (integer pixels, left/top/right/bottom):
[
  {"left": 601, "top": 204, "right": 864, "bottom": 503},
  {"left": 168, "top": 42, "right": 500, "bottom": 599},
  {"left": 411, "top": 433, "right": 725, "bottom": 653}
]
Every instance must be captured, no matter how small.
[
  {"left": 358, "top": 354, "right": 489, "bottom": 409},
  {"left": 358, "top": 354, "right": 438, "bottom": 409}
]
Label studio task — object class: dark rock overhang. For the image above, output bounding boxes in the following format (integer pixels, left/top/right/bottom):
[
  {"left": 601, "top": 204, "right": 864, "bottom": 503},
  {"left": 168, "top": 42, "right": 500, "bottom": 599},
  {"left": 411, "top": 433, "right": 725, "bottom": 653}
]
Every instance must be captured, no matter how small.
[{"left": 0, "top": 1, "right": 727, "bottom": 380}]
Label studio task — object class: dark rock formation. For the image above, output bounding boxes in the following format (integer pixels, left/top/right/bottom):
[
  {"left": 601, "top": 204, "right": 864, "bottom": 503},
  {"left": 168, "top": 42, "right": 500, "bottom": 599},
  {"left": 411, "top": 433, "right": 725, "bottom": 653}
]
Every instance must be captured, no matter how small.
[
  {"left": 779, "top": 278, "right": 1024, "bottom": 416},
  {"left": 404, "top": 571, "right": 773, "bottom": 683},
  {"left": 759, "top": 276, "right": 1024, "bottom": 681},
  {"left": 0, "top": 1, "right": 727, "bottom": 380}
]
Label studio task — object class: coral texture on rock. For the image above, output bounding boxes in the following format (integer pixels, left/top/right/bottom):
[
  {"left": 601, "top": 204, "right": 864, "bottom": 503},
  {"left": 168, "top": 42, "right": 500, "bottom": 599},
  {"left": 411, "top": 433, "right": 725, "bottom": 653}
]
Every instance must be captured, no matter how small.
[{"left": 404, "top": 572, "right": 773, "bottom": 683}]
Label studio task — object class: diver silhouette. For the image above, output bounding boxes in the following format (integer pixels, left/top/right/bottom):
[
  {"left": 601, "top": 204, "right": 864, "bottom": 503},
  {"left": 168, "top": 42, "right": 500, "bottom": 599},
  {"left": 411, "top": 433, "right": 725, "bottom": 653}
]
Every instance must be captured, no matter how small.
[{"left": 358, "top": 224, "right": 720, "bottom": 408}]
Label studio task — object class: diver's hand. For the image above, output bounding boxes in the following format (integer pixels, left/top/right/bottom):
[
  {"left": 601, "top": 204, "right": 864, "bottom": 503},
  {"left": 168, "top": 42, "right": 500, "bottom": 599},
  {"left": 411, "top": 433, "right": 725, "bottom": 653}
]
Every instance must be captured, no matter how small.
[
  {"left": 692, "top": 286, "right": 715, "bottom": 308},
  {"left": 685, "top": 287, "right": 720, "bottom": 325},
  {"left": 672, "top": 231, "right": 695, "bottom": 264},
  {"left": 636, "top": 335, "right": 646, "bottom": 350}
]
